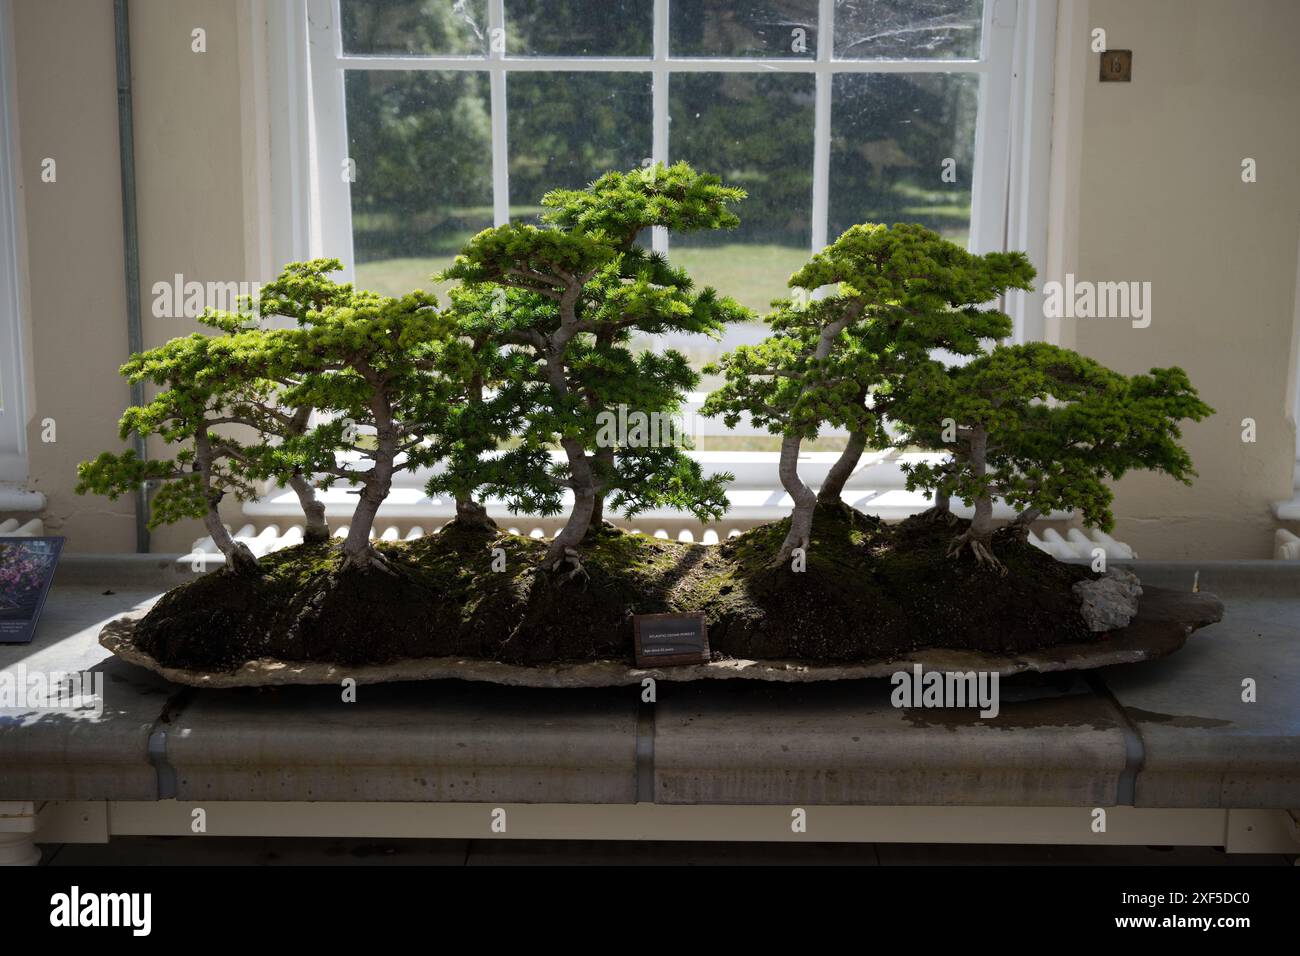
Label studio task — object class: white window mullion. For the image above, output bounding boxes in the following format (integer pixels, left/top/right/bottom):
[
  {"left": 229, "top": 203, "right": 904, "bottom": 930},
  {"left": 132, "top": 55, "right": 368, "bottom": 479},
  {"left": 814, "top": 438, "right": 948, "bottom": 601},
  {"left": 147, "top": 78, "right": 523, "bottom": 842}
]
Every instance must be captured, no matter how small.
[
  {"left": 810, "top": 0, "right": 834, "bottom": 254},
  {"left": 651, "top": 0, "right": 669, "bottom": 255},
  {"left": 968, "top": 0, "right": 1017, "bottom": 260},
  {"left": 306, "top": 0, "right": 356, "bottom": 278},
  {"left": 489, "top": 0, "right": 509, "bottom": 226}
]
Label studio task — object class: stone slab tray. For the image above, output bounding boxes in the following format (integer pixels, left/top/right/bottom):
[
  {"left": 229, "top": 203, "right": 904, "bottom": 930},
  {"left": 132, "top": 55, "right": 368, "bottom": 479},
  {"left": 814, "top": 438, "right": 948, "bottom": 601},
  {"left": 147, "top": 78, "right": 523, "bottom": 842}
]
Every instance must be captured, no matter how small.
[{"left": 98, "top": 585, "right": 1224, "bottom": 689}]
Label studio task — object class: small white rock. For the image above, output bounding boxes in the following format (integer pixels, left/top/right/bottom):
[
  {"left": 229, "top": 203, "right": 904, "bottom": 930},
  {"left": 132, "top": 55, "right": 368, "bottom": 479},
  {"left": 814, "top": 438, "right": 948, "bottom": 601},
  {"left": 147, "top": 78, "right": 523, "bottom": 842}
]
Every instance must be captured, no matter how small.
[{"left": 1073, "top": 568, "right": 1143, "bottom": 632}]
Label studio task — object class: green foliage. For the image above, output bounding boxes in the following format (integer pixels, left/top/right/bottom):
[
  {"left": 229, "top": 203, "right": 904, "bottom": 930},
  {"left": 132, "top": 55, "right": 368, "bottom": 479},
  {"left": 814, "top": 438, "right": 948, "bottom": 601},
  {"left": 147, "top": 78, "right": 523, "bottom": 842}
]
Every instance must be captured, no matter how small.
[
  {"left": 704, "top": 222, "right": 1034, "bottom": 446},
  {"left": 892, "top": 343, "right": 1214, "bottom": 532},
  {"left": 437, "top": 163, "right": 750, "bottom": 546}
]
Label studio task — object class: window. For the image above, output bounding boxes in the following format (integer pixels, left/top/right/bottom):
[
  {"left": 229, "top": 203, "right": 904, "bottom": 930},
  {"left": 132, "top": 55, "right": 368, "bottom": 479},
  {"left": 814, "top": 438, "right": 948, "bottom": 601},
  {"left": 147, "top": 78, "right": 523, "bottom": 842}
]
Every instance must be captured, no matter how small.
[
  {"left": 264, "top": 0, "right": 1053, "bottom": 524},
  {"left": 0, "top": 0, "right": 29, "bottom": 483}
]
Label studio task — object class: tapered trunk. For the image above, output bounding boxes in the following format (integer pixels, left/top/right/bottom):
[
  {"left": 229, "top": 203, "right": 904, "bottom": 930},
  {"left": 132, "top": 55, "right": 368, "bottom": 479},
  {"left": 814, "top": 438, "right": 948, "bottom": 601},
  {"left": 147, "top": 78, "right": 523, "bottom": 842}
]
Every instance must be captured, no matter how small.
[
  {"left": 817, "top": 430, "right": 867, "bottom": 505},
  {"left": 288, "top": 472, "right": 330, "bottom": 542},
  {"left": 539, "top": 330, "right": 599, "bottom": 571},
  {"left": 194, "top": 430, "right": 257, "bottom": 573},
  {"left": 341, "top": 392, "right": 398, "bottom": 571},
  {"left": 454, "top": 493, "right": 497, "bottom": 531},
  {"left": 776, "top": 433, "right": 817, "bottom": 566},
  {"left": 587, "top": 445, "right": 614, "bottom": 535},
  {"left": 1011, "top": 506, "right": 1042, "bottom": 528},
  {"left": 545, "top": 437, "right": 598, "bottom": 568},
  {"left": 948, "top": 427, "right": 1003, "bottom": 572},
  {"left": 201, "top": 506, "right": 257, "bottom": 573},
  {"left": 284, "top": 406, "right": 329, "bottom": 542},
  {"left": 774, "top": 308, "right": 859, "bottom": 565}
]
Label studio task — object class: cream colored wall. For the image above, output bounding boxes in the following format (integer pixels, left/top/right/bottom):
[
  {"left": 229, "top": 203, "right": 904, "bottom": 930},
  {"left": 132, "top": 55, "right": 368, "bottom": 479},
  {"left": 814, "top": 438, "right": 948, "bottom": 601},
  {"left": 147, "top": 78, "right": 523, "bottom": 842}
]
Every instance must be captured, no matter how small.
[
  {"left": 7, "top": 0, "right": 1300, "bottom": 558},
  {"left": 1068, "top": 0, "right": 1300, "bottom": 557},
  {"left": 7, "top": 0, "right": 252, "bottom": 553},
  {"left": 128, "top": 0, "right": 254, "bottom": 553},
  {"left": 11, "top": 0, "right": 135, "bottom": 551}
]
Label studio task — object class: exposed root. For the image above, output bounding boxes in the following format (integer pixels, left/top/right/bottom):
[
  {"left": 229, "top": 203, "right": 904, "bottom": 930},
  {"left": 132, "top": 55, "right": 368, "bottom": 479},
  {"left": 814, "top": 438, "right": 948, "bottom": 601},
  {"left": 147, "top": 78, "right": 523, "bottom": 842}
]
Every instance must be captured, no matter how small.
[
  {"left": 221, "top": 543, "right": 261, "bottom": 576},
  {"left": 916, "top": 505, "right": 959, "bottom": 527},
  {"left": 549, "top": 547, "right": 589, "bottom": 587},
  {"left": 947, "top": 530, "right": 1007, "bottom": 575},
  {"left": 340, "top": 545, "right": 399, "bottom": 576},
  {"left": 771, "top": 535, "right": 809, "bottom": 570}
]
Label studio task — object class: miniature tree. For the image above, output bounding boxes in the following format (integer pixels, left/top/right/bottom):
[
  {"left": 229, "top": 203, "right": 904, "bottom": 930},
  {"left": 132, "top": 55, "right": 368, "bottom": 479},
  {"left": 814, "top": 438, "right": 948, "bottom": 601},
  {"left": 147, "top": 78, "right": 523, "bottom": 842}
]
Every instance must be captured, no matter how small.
[
  {"left": 75, "top": 331, "right": 282, "bottom": 574},
  {"left": 891, "top": 343, "right": 1214, "bottom": 570},
  {"left": 440, "top": 162, "right": 749, "bottom": 577},
  {"left": 267, "top": 284, "right": 460, "bottom": 572},
  {"left": 703, "top": 223, "right": 1035, "bottom": 565}
]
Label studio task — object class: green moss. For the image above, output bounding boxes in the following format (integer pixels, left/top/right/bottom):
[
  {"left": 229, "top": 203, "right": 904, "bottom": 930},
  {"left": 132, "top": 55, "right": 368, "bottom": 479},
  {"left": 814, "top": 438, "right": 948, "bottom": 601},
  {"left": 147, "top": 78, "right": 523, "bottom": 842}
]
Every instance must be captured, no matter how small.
[{"left": 132, "top": 508, "right": 1096, "bottom": 672}]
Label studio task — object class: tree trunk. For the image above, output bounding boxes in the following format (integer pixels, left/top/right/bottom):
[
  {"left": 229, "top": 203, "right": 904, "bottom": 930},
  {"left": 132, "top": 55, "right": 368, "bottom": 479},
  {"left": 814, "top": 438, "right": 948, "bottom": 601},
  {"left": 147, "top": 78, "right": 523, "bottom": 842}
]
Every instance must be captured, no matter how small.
[
  {"left": 817, "top": 430, "right": 866, "bottom": 505},
  {"left": 288, "top": 472, "right": 330, "bottom": 543},
  {"left": 202, "top": 506, "right": 257, "bottom": 574},
  {"left": 774, "top": 310, "right": 858, "bottom": 565},
  {"left": 341, "top": 394, "right": 398, "bottom": 572},
  {"left": 775, "top": 433, "right": 817, "bottom": 566},
  {"left": 586, "top": 445, "right": 614, "bottom": 535},
  {"left": 544, "top": 438, "right": 598, "bottom": 569},
  {"left": 539, "top": 334, "right": 598, "bottom": 574},
  {"left": 194, "top": 430, "right": 257, "bottom": 573},
  {"left": 947, "top": 427, "right": 1003, "bottom": 572},
  {"left": 1011, "top": 506, "right": 1042, "bottom": 528},
  {"left": 454, "top": 493, "right": 497, "bottom": 531}
]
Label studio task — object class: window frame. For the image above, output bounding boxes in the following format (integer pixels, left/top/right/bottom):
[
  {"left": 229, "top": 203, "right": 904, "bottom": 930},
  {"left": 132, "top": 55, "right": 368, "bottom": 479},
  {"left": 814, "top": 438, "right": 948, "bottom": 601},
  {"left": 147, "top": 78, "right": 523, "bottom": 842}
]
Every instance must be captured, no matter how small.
[
  {"left": 253, "top": 0, "right": 1061, "bottom": 524},
  {"left": 304, "top": 0, "right": 1023, "bottom": 271}
]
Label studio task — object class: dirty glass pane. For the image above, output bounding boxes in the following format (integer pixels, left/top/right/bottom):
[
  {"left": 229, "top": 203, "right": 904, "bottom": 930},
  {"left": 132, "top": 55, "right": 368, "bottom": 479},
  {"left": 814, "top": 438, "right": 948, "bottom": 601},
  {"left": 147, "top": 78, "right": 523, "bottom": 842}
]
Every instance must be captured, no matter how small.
[
  {"left": 668, "top": 73, "right": 815, "bottom": 317},
  {"left": 670, "top": 0, "right": 819, "bottom": 58},
  {"left": 508, "top": 72, "right": 653, "bottom": 220},
  {"left": 346, "top": 71, "right": 493, "bottom": 298},
  {"left": 829, "top": 71, "right": 978, "bottom": 246},
  {"left": 340, "top": 0, "right": 490, "bottom": 56},
  {"left": 834, "top": 0, "right": 983, "bottom": 60},
  {"left": 505, "top": 0, "right": 653, "bottom": 57}
]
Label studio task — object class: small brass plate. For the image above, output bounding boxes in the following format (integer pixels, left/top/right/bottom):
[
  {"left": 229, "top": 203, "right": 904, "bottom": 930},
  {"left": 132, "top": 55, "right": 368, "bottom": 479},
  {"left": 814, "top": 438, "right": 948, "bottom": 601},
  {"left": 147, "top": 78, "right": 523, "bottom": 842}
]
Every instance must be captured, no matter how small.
[{"left": 1100, "top": 49, "right": 1132, "bottom": 82}]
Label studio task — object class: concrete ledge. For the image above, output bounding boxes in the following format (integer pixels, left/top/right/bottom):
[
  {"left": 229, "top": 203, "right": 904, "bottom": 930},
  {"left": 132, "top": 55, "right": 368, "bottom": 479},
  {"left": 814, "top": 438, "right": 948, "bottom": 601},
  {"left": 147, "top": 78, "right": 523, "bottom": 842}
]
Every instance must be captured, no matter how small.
[
  {"left": 654, "top": 678, "right": 1132, "bottom": 807},
  {"left": 2, "top": 557, "right": 1298, "bottom": 814},
  {"left": 0, "top": 587, "right": 172, "bottom": 801},
  {"left": 164, "top": 683, "right": 641, "bottom": 804}
]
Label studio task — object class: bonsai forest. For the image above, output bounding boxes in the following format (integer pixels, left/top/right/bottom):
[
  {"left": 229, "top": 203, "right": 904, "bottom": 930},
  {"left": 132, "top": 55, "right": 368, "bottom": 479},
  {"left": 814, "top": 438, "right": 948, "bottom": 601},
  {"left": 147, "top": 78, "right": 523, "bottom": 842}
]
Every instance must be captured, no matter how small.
[{"left": 79, "top": 163, "right": 1217, "bottom": 676}]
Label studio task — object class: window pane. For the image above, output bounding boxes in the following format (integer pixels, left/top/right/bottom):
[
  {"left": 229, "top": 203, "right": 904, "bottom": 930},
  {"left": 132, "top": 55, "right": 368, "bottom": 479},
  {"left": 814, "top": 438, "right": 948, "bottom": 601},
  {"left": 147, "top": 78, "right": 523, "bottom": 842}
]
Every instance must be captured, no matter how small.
[
  {"left": 668, "top": 73, "right": 815, "bottom": 316},
  {"left": 340, "top": 0, "right": 489, "bottom": 56},
  {"left": 346, "top": 71, "right": 493, "bottom": 298},
  {"left": 505, "top": 0, "right": 653, "bottom": 57},
  {"left": 670, "top": 0, "right": 819, "bottom": 58},
  {"left": 830, "top": 72, "right": 977, "bottom": 246},
  {"left": 834, "top": 0, "right": 983, "bottom": 60},
  {"left": 508, "top": 73, "right": 652, "bottom": 220}
]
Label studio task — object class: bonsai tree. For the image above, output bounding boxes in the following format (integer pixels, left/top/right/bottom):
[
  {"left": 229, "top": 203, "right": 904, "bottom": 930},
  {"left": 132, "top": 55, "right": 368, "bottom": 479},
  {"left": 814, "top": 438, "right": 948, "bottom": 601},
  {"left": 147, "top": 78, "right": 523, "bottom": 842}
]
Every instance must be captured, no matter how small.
[
  {"left": 440, "top": 162, "right": 748, "bottom": 578},
  {"left": 703, "top": 222, "right": 1034, "bottom": 565},
  {"left": 75, "top": 331, "right": 287, "bottom": 573},
  {"left": 266, "top": 283, "right": 460, "bottom": 572},
  {"left": 891, "top": 342, "right": 1214, "bottom": 570}
]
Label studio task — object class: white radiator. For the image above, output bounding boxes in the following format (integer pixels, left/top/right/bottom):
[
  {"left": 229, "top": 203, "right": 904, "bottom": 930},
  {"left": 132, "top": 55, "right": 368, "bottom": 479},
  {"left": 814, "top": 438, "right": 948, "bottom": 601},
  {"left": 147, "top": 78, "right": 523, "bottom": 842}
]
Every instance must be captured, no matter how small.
[
  {"left": 0, "top": 517, "right": 45, "bottom": 536},
  {"left": 190, "top": 521, "right": 1138, "bottom": 561}
]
